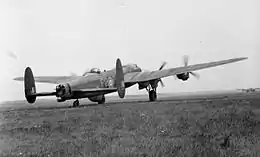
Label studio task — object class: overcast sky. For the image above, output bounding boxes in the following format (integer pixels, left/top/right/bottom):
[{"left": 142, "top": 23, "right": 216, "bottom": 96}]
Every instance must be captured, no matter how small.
[{"left": 0, "top": 0, "right": 259, "bottom": 102}]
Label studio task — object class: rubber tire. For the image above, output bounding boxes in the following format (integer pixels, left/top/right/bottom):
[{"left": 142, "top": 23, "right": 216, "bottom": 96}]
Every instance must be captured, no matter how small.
[
  {"left": 73, "top": 100, "right": 79, "bottom": 107},
  {"left": 98, "top": 96, "right": 106, "bottom": 104},
  {"left": 149, "top": 90, "right": 157, "bottom": 101}
]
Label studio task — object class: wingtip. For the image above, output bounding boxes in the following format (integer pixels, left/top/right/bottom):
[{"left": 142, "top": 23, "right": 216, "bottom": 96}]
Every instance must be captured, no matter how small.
[
  {"left": 233, "top": 57, "right": 248, "bottom": 62},
  {"left": 240, "top": 57, "right": 248, "bottom": 60}
]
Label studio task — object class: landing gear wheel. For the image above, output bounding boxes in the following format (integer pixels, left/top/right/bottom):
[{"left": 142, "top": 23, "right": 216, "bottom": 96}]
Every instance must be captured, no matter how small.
[
  {"left": 149, "top": 90, "right": 157, "bottom": 101},
  {"left": 73, "top": 99, "right": 80, "bottom": 107},
  {"left": 98, "top": 96, "right": 105, "bottom": 104}
]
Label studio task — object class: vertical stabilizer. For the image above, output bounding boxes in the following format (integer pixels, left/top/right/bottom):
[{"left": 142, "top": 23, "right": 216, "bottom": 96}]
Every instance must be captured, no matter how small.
[
  {"left": 24, "top": 67, "right": 36, "bottom": 103},
  {"left": 115, "top": 58, "right": 125, "bottom": 98}
]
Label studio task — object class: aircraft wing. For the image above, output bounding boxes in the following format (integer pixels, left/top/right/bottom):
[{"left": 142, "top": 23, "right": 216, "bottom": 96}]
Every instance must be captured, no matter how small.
[
  {"left": 13, "top": 76, "right": 80, "bottom": 84},
  {"left": 74, "top": 88, "right": 117, "bottom": 93},
  {"left": 124, "top": 57, "right": 247, "bottom": 83},
  {"left": 72, "top": 87, "right": 118, "bottom": 96},
  {"left": 27, "top": 88, "right": 117, "bottom": 99}
]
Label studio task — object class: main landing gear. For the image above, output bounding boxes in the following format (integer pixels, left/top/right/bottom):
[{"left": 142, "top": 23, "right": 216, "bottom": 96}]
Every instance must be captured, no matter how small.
[
  {"left": 146, "top": 85, "right": 157, "bottom": 101},
  {"left": 98, "top": 96, "right": 106, "bottom": 104},
  {"left": 72, "top": 99, "right": 80, "bottom": 107}
]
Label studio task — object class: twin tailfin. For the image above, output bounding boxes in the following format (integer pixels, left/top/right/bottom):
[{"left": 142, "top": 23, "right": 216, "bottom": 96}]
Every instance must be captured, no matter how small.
[
  {"left": 24, "top": 67, "right": 37, "bottom": 103},
  {"left": 115, "top": 58, "right": 125, "bottom": 98}
]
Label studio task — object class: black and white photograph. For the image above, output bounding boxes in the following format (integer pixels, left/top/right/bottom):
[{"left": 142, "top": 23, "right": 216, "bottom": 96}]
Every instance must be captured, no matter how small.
[{"left": 0, "top": 0, "right": 259, "bottom": 156}]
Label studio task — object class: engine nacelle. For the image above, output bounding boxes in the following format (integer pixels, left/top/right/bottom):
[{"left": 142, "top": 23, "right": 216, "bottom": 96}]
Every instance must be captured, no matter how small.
[
  {"left": 57, "top": 98, "right": 66, "bottom": 102},
  {"left": 176, "top": 73, "right": 189, "bottom": 81},
  {"left": 88, "top": 95, "right": 104, "bottom": 102},
  {"left": 55, "top": 83, "right": 72, "bottom": 99}
]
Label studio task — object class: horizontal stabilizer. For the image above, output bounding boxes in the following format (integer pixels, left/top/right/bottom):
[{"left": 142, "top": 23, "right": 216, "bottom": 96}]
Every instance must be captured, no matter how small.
[
  {"left": 73, "top": 88, "right": 117, "bottom": 94},
  {"left": 32, "top": 92, "right": 56, "bottom": 97},
  {"left": 14, "top": 76, "right": 78, "bottom": 84}
]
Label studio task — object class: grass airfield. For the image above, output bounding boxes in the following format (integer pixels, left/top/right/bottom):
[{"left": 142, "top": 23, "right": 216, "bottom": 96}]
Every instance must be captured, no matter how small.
[{"left": 1, "top": 91, "right": 260, "bottom": 156}]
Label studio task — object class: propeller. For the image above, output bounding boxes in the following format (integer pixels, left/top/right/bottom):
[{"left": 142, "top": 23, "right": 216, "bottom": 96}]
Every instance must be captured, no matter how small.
[
  {"left": 182, "top": 55, "right": 200, "bottom": 79},
  {"left": 70, "top": 72, "right": 78, "bottom": 77},
  {"left": 158, "top": 61, "right": 167, "bottom": 87},
  {"left": 70, "top": 69, "right": 91, "bottom": 77},
  {"left": 159, "top": 61, "right": 167, "bottom": 71},
  {"left": 82, "top": 70, "right": 89, "bottom": 76},
  {"left": 183, "top": 55, "right": 189, "bottom": 67}
]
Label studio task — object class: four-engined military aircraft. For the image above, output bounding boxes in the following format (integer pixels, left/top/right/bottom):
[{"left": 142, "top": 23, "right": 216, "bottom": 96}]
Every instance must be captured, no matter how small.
[{"left": 14, "top": 56, "right": 248, "bottom": 107}]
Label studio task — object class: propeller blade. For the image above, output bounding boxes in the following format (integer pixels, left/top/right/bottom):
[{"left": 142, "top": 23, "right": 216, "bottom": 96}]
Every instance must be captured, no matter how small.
[
  {"left": 190, "top": 71, "right": 200, "bottom": 79},
  {"left": 82, "top": 71, "right": 88, "bottom": 76},
  {"left": 183, "top": 55, "right": 189, "bottom": 67},
  {"left": 82, "top": 68, "right": 91, "bottom": 76},
  {"left": 157, "top": 61, "right": 167, "bottom": 87},
  {"left": 70, "top": 72, "right": 77, "bottom": 76},
  {"left": 159, "top": 79, "right": 165, "bottom": 87},
  {"left": 159, "top": 61, "right": 167, "bottom": 70}
]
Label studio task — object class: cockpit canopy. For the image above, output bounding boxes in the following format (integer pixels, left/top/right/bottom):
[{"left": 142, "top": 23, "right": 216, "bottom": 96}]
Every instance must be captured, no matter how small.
[
  {"left": 90, "top": 68, "right": 101, "bottom": 74},
  {"left": 82, "top": 68, "right": 103, "bottom": 76},
  {"left": 83, "top": 64, "right": 141, "bottom": 77},
  {"left": 126, "top": 64, "right": 138, "bottom": 68},
  {"left": 123, "top": 64, "right": 141, "bottom": 73}
]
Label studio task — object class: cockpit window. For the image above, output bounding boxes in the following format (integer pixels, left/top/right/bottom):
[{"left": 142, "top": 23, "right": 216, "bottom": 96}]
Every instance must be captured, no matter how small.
[
  {"left": 90, "top": 68, "right": 101, "bottom": 74},
  {"left": 127, "top": 64, "right": 138, "bottom": 68}
]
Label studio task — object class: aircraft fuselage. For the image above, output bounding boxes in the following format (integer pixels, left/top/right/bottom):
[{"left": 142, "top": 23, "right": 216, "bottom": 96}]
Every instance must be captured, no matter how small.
[{"left": 61, "top": 64, "right": 141, "bottom": 100}]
